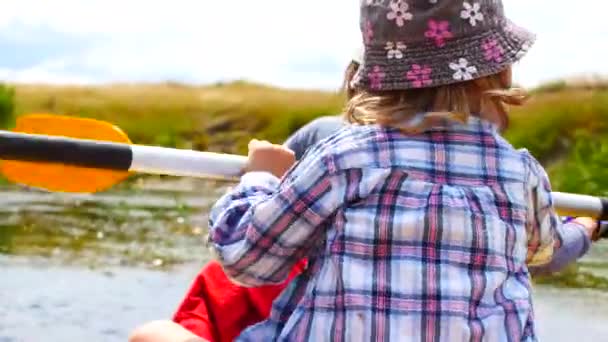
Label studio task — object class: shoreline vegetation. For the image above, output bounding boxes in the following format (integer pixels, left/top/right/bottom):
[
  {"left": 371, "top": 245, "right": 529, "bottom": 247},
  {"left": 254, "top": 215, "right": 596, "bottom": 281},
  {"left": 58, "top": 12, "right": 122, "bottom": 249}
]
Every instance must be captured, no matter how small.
[
  {"left": 2, "top": 79, "right": 608, "bottom": 288},
  {"left": 9, "top": 78, "right": 608, "bottom": 196}
]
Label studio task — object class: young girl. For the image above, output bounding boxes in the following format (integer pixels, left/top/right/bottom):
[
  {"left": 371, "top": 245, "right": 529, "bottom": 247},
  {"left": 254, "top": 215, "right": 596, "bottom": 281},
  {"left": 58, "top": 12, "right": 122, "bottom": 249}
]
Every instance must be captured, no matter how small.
[
  {"left": 130, "top": 55, "right": 598, "bottom": 342},
  {"left": 207, "top": 1, "right": 597, "bottom": 340}
]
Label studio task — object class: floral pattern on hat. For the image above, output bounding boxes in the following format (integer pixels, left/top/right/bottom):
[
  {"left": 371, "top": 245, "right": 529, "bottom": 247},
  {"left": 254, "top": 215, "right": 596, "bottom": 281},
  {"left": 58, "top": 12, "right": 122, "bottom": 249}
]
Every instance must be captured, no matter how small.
[
  {"left": 460, "top": 2, "right": 484, "bottom": 26},
  {"left": 356, "top": 0, "right": 535, "bottom": 91},
  {"left": 387, "top": 1, "right": 413, "bottom": 27},
  {"left": 406, "top": 64, "right": 433, "bottom": 88},
  {"left": 369, "top": 66, "right": 386, "bottom": 90},
  {"left": 482, "top": 38, "right": 505, "bottom": 63},
  {"left": 450, "top": 58, "right": 478, "bottom": 80},
  {"left": 386, "top": 41, "right": 407, "bottom": 59},
  {"left": 424, "top": 20, "right": 453, "bottom": 47}
]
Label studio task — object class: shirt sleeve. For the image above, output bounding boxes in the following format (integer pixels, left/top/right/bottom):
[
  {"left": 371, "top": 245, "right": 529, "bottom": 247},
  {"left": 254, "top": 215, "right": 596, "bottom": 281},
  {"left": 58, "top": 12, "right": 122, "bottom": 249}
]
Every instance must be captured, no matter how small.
[
  {"left": 208, "top": 147, "right": 344, "bottom": 287},
  {"left": 283, "top": 116, "right": 344, "bottom": 160},
  {"left": 522, "top": 150, "right": 584, "bottom": 267},
  {"left": 528, "top": 221, "right": 591, "bottom": 274},
  {"left": 283, "top": 120, "right": 319, "bottom": 160}
]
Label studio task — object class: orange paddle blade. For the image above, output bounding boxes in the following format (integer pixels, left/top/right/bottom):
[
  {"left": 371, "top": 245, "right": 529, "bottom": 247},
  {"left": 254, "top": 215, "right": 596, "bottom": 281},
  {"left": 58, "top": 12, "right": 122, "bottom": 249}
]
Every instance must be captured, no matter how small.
[{"left": 0, "top": 114, "right": 132, "bottom": 193}]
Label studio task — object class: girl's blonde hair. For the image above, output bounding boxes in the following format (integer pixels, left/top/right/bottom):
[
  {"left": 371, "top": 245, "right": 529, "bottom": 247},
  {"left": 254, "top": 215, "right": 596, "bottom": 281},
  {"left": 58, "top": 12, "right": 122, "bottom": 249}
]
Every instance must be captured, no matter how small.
[
  {"left": 345, "top": 69, "right": 528, "bottom": 133},
  {"left": 342, "top": 60, "right": 360, "bottom": 100}
]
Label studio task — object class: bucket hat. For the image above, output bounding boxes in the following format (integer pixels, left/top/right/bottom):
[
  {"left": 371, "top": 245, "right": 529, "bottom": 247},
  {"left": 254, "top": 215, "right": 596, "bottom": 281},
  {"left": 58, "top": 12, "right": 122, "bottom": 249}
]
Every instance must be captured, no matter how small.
[{"left": 353, "top": 0, "right": 535, "bottom": 90}]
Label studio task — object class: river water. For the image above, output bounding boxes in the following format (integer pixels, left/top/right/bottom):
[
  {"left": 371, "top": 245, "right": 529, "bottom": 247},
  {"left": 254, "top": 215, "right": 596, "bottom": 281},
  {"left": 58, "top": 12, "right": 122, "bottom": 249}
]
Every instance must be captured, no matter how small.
[{"left": 1, "top": 178, "right": 608, "bottom": 341}]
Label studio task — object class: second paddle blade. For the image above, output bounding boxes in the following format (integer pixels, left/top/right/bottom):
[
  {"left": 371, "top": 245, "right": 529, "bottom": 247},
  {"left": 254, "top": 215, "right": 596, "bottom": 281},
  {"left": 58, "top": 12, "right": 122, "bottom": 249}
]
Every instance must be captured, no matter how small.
[{"left": 1, "top": 114, "right": 132, "bottom": 193}]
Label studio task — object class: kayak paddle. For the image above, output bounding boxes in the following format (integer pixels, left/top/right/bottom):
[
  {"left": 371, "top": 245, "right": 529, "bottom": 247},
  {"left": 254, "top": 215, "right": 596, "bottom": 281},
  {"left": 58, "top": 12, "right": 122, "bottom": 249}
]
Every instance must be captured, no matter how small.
[
  {"left": 0, "top": 114, "right": 246, "bottom": 192},
  {"left": 1, "top": 114, "right": 607, "bottom": 221}
]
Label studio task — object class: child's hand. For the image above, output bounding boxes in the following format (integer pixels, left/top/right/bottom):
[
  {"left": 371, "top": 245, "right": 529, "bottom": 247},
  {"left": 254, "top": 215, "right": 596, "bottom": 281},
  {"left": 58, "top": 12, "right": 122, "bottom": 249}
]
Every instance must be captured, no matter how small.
[
  {"left": 244, "top": 139, "right": 295, "bottom": 178},
  {"left": 572, "top": 217, "right": 600, "bottom": 241}
]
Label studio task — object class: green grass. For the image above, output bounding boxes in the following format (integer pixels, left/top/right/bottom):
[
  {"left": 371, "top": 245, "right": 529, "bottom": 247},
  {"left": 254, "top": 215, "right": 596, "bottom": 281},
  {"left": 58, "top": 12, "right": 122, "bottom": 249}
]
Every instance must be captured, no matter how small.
[
  {"left": 6, "top": 80, "right": 608, "bottom": 286},
  {"left": 13, "top": 80, "right": 608, "bottom": 196},
  {"left": 505, "top": 89, "right": 608, "bottom": 194},
  {"left": 14, "top": 81, "right": 344, "bottom": 154},
  {"left": 0, "top": 84, "right": 15, "bottom": 129}
]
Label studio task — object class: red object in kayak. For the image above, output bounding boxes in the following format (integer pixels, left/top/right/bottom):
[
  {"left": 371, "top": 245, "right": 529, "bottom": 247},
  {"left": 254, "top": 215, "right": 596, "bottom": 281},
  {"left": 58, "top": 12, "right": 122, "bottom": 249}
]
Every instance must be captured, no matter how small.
[{"left": 173, "top": 259, "right": 306, "bottom": 342}]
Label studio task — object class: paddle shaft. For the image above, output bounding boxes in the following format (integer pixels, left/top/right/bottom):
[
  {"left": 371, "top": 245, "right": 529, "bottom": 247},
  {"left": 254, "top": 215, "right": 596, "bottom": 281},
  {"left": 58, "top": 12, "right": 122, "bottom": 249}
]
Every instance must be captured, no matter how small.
[
  {"left": 2, "top": 130, "right": 608, "bottom": 219},
  {"left": 0, "top": 130, "right": 246, "bottom": 179}
]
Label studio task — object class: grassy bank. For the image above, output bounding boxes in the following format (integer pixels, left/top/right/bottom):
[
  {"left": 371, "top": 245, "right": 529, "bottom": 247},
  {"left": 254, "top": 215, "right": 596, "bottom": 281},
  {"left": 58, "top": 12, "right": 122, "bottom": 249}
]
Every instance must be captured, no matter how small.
[
  {"left": 12, "top": 80, "right": 608, "bottom": 195},
  {"left": 506, "top": 87, "right": 608, "bottom": 195},
  {"left": 14, "top": 82, "right": 344, "bottom": 154},
  {"left": 6, "top": 80, "right": 608, "bottom": 287}
]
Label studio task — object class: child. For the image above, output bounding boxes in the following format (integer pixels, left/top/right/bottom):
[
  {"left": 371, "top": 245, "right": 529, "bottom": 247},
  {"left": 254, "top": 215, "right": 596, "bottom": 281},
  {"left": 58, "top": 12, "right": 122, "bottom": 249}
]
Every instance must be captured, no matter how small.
[
  {"left": 207, "top": 1, "right": 598, "bottom": 341},
  {"left": 131, "top": 62, "right": 598, "bottom": 342},
  {"left": 131, "top": 50, "right": 597, "bottom": 342}
]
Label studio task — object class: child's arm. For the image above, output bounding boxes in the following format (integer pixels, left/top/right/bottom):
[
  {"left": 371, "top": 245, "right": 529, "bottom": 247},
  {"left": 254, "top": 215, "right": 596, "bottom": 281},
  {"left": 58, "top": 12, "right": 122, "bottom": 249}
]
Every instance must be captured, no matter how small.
[
  {"left": 524, "top": 152, "right": 597, "bottom": 267},
  {"left": 528, "top": 219, "right": 591, "bottom": 274},
  {"left": 208, "top": 140, "right": 343, "bottom": 287}
]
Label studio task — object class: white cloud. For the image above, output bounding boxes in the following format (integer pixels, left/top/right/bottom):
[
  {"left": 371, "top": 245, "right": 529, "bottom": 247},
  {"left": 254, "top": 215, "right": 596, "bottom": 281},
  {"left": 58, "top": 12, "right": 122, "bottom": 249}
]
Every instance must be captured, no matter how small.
[
  {"left": 0, "top": 61, "right": 93, "bottom": 85},
  {"left": 504, "top": 1, "right": 608, "bottom": 86},
  {"left": 0, "top": 0, "right": 606, "bottom": 89},
  {"left": 0, "top": 0, "right": 360, "bottom": 88}
]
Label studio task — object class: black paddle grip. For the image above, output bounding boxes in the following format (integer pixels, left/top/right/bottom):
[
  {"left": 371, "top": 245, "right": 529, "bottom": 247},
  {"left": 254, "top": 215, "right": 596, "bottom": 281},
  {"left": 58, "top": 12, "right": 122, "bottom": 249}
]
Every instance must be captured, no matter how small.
[
  {"left": 0, "top": 131, "right": 133, "bottom": 171},
  {"left": 601, "top": 197, "right": 608, "bottom": 221}
]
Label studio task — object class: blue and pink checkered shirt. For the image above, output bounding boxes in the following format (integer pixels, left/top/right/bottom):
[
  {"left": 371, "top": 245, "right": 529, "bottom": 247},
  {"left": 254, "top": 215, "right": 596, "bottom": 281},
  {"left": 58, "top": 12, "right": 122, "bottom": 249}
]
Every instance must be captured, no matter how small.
[{"left": 209, "top": 117, "right": 576, "bottom": 341}]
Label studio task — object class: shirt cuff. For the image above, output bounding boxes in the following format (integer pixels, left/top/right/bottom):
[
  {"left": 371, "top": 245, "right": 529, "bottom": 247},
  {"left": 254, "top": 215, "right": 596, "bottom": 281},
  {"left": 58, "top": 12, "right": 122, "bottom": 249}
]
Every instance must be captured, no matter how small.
[
  {"left": 566, "top": 222, "right": 592, "bottom": 258},
  {"left": 533, "top": 222, "right": 591, "bottom": 274}
]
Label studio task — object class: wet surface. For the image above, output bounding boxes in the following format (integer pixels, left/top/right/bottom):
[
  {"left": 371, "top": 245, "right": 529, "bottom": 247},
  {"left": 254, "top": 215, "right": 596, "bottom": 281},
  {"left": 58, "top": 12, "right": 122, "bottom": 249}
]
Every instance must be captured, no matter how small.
[
  {"left": 1, "top": 178, "right": 608, "bottom": 341},
  {"left": 0, "top": 178, "right": 226, "bottom": 268}
]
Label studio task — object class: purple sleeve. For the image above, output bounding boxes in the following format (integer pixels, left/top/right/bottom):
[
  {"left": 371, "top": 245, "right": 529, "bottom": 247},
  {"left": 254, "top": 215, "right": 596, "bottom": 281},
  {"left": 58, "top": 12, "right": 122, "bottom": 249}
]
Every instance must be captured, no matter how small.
[
  {"left": 529, "top": 222, "right": 591, "bottom": 275},
  {"left": 207, "top": 146, "right": 344, "bottom": 287}
]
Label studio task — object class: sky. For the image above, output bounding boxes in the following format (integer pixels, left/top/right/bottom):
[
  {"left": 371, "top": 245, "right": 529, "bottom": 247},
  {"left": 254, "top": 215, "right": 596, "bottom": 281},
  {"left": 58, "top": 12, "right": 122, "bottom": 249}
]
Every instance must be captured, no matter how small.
[{"left": 0, "top": 0, "right": 606, "bottom": 90}]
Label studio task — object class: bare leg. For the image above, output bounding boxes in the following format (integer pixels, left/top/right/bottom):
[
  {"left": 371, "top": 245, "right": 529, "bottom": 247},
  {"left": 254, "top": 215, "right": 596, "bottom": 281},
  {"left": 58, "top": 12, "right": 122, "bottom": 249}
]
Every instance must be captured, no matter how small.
[{"left": 129, "top": 320, "right": 208, "bottom": 342}]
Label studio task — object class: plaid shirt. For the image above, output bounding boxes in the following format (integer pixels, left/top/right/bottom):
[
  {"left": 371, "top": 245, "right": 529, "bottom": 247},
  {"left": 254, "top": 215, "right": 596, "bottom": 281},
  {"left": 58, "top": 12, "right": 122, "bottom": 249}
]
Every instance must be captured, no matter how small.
[{"left": 209, "top": 117, "right": 573, "bottom": 341}]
